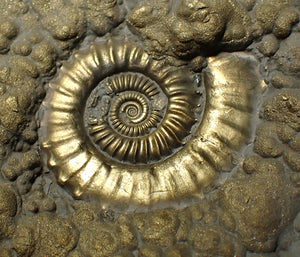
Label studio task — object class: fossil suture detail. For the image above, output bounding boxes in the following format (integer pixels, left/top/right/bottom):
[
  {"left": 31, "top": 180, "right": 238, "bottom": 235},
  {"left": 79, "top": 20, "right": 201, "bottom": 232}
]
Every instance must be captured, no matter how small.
[{"left": 41, "top": 39, "right": 262, "bottom": 205}]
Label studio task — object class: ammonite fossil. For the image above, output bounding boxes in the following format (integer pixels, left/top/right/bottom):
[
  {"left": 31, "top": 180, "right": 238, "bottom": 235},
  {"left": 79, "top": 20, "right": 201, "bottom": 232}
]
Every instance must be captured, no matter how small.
[{"left": 41, "top": 39, "right": 263, "bottom": 205}]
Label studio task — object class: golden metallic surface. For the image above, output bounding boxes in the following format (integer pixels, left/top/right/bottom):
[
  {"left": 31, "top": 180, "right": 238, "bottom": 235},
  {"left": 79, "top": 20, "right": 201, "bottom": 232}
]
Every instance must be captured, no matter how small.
[
  {"left": 86, "top": 71, "right": 192, "bottom": 164},
  {"left": 41, "top": 39, "right": 263, "bottom": 205}
]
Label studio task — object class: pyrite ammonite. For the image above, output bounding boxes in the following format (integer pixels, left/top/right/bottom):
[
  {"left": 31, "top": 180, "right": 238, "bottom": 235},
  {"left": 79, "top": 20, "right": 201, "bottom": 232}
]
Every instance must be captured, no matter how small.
[{"left": 41, "top": 39, "right": 263, "bottom": 205}]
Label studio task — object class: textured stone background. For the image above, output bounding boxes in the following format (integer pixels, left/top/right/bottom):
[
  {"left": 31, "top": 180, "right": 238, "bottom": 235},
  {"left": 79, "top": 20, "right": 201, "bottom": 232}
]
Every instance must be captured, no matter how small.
[{"left": 0, "top": 0, "right": 299, "bottom": 256}]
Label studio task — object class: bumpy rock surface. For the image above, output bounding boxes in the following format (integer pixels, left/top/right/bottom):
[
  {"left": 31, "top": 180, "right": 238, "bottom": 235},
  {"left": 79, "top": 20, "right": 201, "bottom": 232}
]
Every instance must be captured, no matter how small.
[
  {"left": 220, "top": 159, "right": 296, "bottom": 252},
  {"left": 0, "top": 0, "right": 299, "bottom": 257},
  {"left": 127, "top": 0, "right": 253, "bottom": 59},
  {"left": 0, "top": 183, "right": 17, "bottom": 239}
]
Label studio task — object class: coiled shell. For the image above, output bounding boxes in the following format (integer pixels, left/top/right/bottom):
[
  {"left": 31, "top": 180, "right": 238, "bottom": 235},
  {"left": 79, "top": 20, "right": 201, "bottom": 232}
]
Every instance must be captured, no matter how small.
[{"left": 41, "top": 39, "right": 262, "bottom": 205}]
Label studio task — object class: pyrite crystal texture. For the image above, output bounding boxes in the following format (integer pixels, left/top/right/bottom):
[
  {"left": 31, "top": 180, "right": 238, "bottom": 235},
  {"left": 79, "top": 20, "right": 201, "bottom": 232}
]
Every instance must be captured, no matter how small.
[
  {"left": 0, "top": 0, "right": 300, "bottom": 256},
  {"left": 41, "top": 39, "right": 262, "bottom": 204}
]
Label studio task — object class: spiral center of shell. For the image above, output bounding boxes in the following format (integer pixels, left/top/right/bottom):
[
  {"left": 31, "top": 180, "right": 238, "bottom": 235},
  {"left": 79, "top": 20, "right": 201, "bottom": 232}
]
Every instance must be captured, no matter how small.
[
  {"left": 112, "top": 92, "right": 149, "bottom": 125},
  {"left": 84, "top": 72, "right": 204, "bottom": 164}
]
